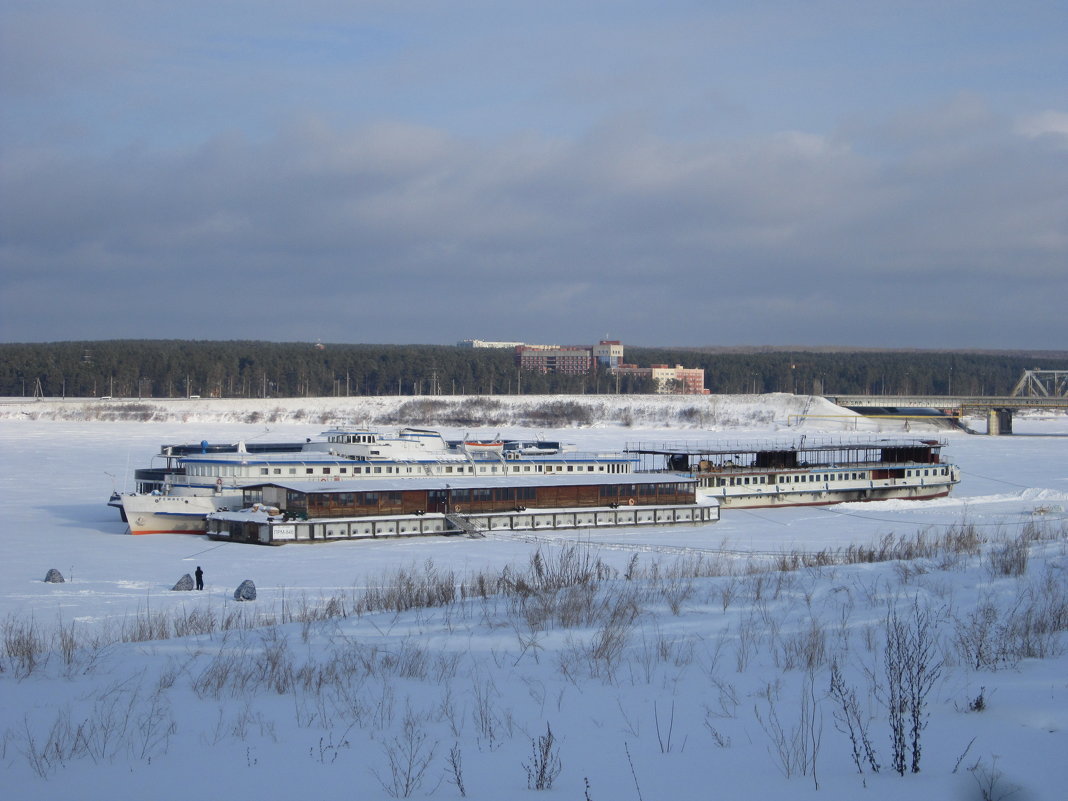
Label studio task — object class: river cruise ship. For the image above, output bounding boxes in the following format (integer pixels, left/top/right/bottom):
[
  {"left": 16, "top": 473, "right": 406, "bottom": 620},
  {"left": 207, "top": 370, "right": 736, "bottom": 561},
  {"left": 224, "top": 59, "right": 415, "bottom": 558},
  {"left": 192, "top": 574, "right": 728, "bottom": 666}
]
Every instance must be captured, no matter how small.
[
  {"left": 111, "top": 427, "right": 638, "bottom": 534},
  {"left": 625, "top": 436, "right": 960, "bottom": 508}
]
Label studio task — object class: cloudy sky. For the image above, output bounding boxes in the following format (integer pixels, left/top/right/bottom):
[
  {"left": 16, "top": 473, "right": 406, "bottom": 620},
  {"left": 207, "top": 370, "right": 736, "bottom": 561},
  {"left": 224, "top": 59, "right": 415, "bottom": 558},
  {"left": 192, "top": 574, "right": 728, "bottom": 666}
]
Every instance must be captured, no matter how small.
[{"left": 2, "top": 1, "right": 1065, "bottom": 349}]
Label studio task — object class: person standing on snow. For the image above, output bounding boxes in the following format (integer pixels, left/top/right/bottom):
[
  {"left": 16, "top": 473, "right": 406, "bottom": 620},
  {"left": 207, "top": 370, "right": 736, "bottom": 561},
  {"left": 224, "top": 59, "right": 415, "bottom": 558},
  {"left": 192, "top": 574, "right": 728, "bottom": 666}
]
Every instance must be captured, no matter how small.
[{"left": 195, "top": 565, "right": 204, "bottom": 590}]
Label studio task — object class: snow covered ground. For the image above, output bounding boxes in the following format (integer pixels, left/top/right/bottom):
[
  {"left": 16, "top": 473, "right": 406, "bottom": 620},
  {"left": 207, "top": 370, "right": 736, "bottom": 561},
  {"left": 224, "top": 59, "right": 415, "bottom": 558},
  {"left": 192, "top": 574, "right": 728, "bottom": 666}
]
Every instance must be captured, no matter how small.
[{"left": 1, "top": 395, "right": 1066, "bottom": 800}]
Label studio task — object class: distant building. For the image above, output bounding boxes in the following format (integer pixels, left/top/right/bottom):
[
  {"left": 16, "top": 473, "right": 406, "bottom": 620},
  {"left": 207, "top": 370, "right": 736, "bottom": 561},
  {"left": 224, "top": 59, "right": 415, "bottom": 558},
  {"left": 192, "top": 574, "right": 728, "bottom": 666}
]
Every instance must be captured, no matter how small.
[
  {"left": 593, "top": 340, "right": 624, "bottom": 370},
  {"left": 612, "top": 364, "right": 708, "bottom": 395},
  {"left": 516, "top": 345, "right": 595, "bottom": 374},
  {"left": 471, "top": 338, "right": 703, "bottom": 393},
  {"left": 514, "top": 339, "right": 624, "bottom": 375},
  {"left": 457, "top": 339, "right": 527, "bottom": 349}
]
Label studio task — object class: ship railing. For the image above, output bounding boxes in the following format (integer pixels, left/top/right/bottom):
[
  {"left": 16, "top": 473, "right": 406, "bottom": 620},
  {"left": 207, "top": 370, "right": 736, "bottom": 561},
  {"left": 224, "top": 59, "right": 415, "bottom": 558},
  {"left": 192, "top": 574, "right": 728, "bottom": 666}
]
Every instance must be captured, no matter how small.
[{"left": 625, "top": 435, "right": 947, "bottom": 454}]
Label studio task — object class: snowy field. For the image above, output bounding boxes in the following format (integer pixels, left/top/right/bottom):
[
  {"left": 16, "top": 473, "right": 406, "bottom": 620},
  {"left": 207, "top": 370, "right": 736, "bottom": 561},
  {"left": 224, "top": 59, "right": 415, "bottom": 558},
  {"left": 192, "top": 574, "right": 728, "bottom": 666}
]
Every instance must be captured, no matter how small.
[{"left": 1, "top": 395, "right": 1066, "bottom": 800}]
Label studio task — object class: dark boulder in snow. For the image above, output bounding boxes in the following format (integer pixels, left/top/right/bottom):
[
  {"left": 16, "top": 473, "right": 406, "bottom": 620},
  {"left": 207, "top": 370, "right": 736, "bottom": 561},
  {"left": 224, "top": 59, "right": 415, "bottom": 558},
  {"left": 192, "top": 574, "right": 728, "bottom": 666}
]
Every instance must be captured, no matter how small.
[
  {"left": 172, "top": 573, "right": 195, "bottom": 591},
  {"left": 44, "top": 568, "right": 65, "bottom": 583},
  {"left": 233, "top": 579, "right": 257, "bottom": 601}
]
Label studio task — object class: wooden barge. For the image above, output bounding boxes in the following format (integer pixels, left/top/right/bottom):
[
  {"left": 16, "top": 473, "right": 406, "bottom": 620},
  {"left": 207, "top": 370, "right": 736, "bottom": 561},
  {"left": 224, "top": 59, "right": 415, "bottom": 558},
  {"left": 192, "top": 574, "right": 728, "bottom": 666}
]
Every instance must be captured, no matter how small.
[{"left": 205, "top": 474, "right": 717, "bottom": 545}]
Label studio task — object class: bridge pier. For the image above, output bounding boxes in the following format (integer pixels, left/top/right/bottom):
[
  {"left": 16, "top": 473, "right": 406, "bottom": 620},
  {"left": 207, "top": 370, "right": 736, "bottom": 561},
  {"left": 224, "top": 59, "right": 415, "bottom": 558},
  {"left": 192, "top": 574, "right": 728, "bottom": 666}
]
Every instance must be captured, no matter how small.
[{"left": 986, "top": 408, "right": 1013, "bottom": 436}]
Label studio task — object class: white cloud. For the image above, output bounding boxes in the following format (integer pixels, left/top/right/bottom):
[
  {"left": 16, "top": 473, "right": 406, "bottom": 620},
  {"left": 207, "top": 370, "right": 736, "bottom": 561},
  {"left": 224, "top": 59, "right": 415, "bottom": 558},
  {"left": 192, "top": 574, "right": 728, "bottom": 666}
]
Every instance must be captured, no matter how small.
[{"left": 1016, "top": 111, "right": 1068, "bottom": 143}]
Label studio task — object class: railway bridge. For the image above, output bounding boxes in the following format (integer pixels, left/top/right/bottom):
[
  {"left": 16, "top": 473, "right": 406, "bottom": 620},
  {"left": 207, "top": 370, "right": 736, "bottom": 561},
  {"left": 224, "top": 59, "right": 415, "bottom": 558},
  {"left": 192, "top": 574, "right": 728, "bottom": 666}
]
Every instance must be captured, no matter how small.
[{"left": 826, "top": 370, "right": 1067, "bottom": 435}]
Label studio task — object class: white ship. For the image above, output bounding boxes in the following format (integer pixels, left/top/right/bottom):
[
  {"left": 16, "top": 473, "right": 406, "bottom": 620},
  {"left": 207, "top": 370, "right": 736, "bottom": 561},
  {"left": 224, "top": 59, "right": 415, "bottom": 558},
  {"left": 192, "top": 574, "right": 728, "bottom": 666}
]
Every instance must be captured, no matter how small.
[
  {"left": 625, "top": 436, "right": 960, "bottom": 508},
  {"left": 110, "top": 427, "right": 636, "bottom": 534}
]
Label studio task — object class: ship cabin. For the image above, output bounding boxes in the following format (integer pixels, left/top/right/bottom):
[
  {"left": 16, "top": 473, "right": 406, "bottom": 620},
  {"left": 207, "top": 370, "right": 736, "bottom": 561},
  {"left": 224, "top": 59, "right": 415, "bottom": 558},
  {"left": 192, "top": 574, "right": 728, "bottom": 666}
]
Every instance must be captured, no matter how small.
[
  {"left": 626, "top": 437, "right": 948, "bottom": 479},
  {"left": 241, "top": 473, "right": 697, "bottom": 520}
]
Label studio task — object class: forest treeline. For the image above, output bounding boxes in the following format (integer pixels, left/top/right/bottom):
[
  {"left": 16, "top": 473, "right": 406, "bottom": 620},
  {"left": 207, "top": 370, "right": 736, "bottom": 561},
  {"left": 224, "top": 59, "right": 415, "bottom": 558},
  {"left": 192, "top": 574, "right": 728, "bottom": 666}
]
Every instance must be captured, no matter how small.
[{"left": 1, "top": 340, "right": 1063, "bottom": 399}]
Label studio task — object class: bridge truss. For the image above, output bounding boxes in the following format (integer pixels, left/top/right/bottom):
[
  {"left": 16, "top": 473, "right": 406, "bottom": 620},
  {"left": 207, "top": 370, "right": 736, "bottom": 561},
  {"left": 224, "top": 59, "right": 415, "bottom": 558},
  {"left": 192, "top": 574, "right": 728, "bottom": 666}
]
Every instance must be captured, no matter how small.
[{"left": 1011, "top": 370, "right": 1068, "bottom": 398}]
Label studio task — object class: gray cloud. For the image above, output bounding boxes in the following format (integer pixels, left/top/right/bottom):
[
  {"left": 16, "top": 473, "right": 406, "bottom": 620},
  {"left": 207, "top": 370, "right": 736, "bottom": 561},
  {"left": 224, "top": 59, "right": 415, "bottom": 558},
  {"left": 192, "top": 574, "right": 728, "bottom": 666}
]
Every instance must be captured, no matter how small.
[
  {"left": 2, "top": 3, "right": 1066, "bottom": 347},
  {"left": 4, "top": 106, "right": 1065, "bottom": 347}
]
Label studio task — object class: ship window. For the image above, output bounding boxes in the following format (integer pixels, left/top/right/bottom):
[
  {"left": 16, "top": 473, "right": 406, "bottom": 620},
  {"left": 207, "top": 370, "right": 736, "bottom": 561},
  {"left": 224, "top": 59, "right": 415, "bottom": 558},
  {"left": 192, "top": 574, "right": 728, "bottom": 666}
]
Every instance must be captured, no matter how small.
[
  {"left": 340, "top": 468, "right": 347, "bottom": 474},
  {"left": 273, "top": 468, "right": 281, "bottom": 475},
  {"left": 323, "top": 468, "right": 331, "bottom": 475},
  {"left": 374, "top": 467, "right": 382, "bottom": 474},
  {"left": 260, "top": 468, "right": 269, "bottom": 475}
]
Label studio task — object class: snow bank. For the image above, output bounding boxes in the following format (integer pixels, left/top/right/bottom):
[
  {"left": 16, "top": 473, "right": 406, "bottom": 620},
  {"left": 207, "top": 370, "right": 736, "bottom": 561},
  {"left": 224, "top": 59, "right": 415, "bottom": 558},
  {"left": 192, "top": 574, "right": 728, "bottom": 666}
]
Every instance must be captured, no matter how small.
[{"left": 0, "top": 393, "right": 899, "bottom": 433}]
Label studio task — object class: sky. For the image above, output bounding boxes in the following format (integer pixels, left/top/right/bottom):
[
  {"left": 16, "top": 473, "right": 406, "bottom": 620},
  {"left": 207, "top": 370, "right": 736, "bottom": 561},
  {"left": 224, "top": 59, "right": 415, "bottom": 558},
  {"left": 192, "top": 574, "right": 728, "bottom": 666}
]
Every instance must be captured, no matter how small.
[{"left": 1, "top": 1, "right": 1066, "bottom": 349}]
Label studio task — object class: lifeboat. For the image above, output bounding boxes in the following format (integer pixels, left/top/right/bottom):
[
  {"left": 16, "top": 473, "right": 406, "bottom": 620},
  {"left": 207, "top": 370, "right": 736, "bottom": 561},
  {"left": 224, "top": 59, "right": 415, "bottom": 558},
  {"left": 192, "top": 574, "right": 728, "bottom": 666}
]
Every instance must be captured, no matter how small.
[{"left": 462, "top": 440, "right": 505, "bottom": 455}]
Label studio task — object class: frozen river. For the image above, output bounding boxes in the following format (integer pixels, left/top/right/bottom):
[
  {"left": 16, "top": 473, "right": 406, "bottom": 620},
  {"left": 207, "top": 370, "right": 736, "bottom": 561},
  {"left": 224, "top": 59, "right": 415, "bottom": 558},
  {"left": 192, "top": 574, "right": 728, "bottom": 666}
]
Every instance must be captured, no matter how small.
[{"left": 3, "top": 414, "right": 1065, "bottom": 627}]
